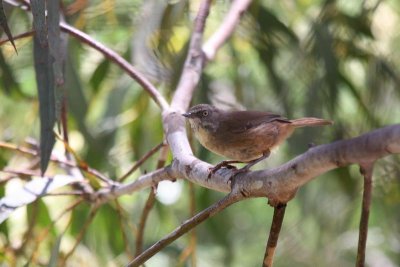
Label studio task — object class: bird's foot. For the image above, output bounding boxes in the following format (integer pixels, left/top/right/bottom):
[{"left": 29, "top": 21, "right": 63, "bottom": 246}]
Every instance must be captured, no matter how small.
[{"left": 207, "top": 160, "right": 240, "bottom": 179}]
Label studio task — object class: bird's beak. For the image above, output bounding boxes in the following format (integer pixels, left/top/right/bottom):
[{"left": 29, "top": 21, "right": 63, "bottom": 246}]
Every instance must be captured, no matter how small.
[{"left": 182, "top": 112, "right": 191, "bottom": 118}]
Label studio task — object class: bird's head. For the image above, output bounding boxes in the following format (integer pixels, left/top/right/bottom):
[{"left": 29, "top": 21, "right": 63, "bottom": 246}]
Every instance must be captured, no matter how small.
[{"left": 182, "top": 104, "right": 220, "bottom": 132}]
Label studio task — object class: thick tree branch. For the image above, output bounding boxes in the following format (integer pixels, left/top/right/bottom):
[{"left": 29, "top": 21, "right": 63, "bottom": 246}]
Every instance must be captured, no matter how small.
[
  {"left": 233, "top": 124, "right": 400, "bottom": 205},
  {"left": 163, "top": 0, "right": 232, "bottom": 189},
  {"left": 166, "top": 123, "right": 400, "bottom": 205},
  {"left": 169, "top": 0, "right": 212, "bottom": 110},
  {"left": 96, "top": 125, "right": 400, "bottom": 207}
]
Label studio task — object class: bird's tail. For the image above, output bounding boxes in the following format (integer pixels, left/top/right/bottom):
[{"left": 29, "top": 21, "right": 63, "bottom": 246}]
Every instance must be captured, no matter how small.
[{"left": 290, "top": 118, "right": 333, "bottom": 128}]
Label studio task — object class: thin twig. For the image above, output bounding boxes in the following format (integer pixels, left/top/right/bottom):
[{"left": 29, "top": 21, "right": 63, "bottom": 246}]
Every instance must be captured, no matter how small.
[
  {"left": 202, "top": 0, "right": 252, "bottom": 60},
  {"left": 114, "top": 199, "right": 134, "bottom": 258},
  {"left": 118, "top": 142, "right": 165, "bottom": 182},
  {"left": 127, "top": 193, "right": 241, "bottom": 267},
  {"left": 43, "top": 191, "right": 85, "bottom": 196},
  {"left": 177, "top": 182, "right": 197, "bottom": 266},
  {"left": 59, "top": 22, "right": 169, "bottom": 111},
  {"left": 0, "top": 30, "right": 34, "bottom": 46},
  {"left": 96, "top": 167, "right": 176, "bottom": 204},
  {"left": 2, "top": 0, "right": 169, "bottom": 111},
  {"left": 356, "top": 163, "right": 374, "bottom": 267},
  {"left": 54, "top": 133, "right": 116, "bottom": 186},
  {"left": 16, "top": 200, "right": 39, "bottom": 254},
  {"left": 60, "top": 205, "right": 99, "bottom": 266},
  {"left": 263, "top": 204, "right": 287, "bottom": 267},
  {"left": 29, "top": 199, "right": 83, "bottom": 264},
  {"left": 135, "top": 188, "right": 156, "bottom": 257},
  {"left": 134, "top": 144, "right": 170, "bottom": 256},
  {"left": 0, "top": 141, "right": 112, "bottom": 184},
  {"left": 61, "top": 94, "right": 71, "bottom": 159},
  {"left": 1, "top": 169, "right": 40, "bottom": 178},
  {"left": 0, "top": 141, "right": 38, "bottom": 155},
  {"left": 155, "top": 143, "right": 170, "bottom": 170}
]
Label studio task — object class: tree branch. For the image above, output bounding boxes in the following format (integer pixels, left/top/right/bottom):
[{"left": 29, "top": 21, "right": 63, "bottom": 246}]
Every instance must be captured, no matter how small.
[
  {"left": 127, "top": 193, "right": 242, "bottom": 267},
  {"left": 135, "top": 145, "right": 170, "bottom": 256},
  {"left": 2, "top": 0, "right": 169, "bottom": 111},
  {"left": 356, "top": 163, "right": 374, "bottom": 267},
  {"left": 169, "top": 0, "right": 212, "bottom": 110},
  {"left": 202, "top": 0, "right": 252, "bottom": 60},
  {"left": 95, "top": 166, "right": 176, "bottom": 204},
  {"left": 134, "top": 187, "right": 156, "bottom": 257},
  {"left": 232, "top": 124, "right": 400, "bottom": 205},
  {"left": 118, "top": 141, "right": 166, "bottom": 182},
  {"left": 263, "top": 204, "right": 287, "bottom": 267},
  {"left": 59, "top": 22, "right": 170, "bottom": 111},
  {"left": 95, "top": 125, "right": 400, "bottom": 209}
]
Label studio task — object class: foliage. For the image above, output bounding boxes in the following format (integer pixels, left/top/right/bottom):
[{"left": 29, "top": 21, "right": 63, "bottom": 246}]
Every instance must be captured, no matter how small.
[{"left": 0, "top": 0, "right": 400, "bottom": 266}]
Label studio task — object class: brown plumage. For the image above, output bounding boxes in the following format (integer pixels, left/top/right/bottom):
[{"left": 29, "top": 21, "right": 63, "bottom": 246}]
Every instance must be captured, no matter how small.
[{"left": 183, "top": 104, "right": 333, "bottom": 173}]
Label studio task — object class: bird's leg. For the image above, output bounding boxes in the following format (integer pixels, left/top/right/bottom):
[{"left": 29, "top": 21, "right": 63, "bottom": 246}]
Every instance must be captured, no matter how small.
[
  {"left": 208, "top": 150, "right": 271, "bottom": 180},
  {"left": 239, "top": 150, "right": 271, "bottom": 173},
  {"left": 208, "top": 160, "right": 243, "bottom": 179},
  {"left": 229, "top": 150, "right": 272, "bottom": 181}
]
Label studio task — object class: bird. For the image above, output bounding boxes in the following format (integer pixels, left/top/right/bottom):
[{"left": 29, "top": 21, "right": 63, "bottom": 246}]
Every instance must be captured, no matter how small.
[{"left": 182, "top": 104, "right": 333, "bottom": 177}]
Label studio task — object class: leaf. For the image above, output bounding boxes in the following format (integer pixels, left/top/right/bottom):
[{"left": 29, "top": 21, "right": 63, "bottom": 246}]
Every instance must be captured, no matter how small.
[
  {"left": 251, "top": 4, "right": 299, "bottom": 44},
  {"left": 47, "top": 0, "right": 66, "bottom": 122},
  {"left": 89, "top": 58, "right": 110, "bottom": 93},
  {"left": 313, "top": 22, "right": 339, "bottom": 113},
  {"left": 27, "top": 199, "right": 56, "bottom": 237},
  {"left": 0, "top": 49, "right": 23, "bottom": 97},
  {"left": 0, "top": 0, "right": 17, "bottom": 53},
  {"left": 31, "top": 0, "right": 56, "bottom": 175},
  {"left": 339, "top": 72, "right": 379, "bottom": 126},
  {"left": 0, "top": 175, "right": 82, "bottom": 224}
]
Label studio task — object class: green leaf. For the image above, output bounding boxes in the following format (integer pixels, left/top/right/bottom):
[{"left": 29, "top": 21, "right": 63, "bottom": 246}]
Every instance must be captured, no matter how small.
[
  {"left": 47, "top": 0, "right": 66, "bottom": 123},
  {"left": 250, "top": 4, "right": 299, "bottom": 44},
  {"left": 313, "top": 22, "right": 339, "bottom": 113},
  {"left": 0, "top": 49, "right": 23, "bottom": 97},
  {"left": 31, "top": 0, "right": 56, "bottom": 175},
  {"left": 0, "top": 0, "right": 17, "bottom": 53},
  {"left": 339, "top": 72, "right": 379, "bottom": 126},
  {"left": 89, "top": 59, "right": 110, "bottom": 93}
]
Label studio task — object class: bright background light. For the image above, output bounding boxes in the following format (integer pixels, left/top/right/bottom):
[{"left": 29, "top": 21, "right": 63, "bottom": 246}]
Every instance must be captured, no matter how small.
[{"left": 156, "top": 180, "right": 183, "bottom": 205}]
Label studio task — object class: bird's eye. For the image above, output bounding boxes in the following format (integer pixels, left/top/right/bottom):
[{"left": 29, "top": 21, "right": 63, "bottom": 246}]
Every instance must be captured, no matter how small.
[{"left": 202, "top": 110, "right": 209, "bottom": 117}]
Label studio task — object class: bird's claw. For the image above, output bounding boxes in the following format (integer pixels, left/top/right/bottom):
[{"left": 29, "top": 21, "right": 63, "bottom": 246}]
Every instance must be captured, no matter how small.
[{"left": 207, "top": 163, "right": 237, "bottom": 180}]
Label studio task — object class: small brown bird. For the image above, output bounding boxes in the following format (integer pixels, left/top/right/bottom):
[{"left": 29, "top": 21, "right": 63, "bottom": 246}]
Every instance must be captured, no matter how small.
[{"left": 183, "top": 104, "right": 333, "bottom": 175}]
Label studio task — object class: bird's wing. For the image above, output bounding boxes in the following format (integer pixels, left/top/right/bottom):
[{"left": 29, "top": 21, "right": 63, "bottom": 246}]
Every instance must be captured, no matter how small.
[{"left": 219, "top": 110, "right": 290, "bottom": 134}]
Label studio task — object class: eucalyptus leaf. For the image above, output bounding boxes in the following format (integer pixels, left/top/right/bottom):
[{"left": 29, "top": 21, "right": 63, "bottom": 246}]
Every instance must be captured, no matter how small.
[
  {"left": 48, "top": 0, "right": 65, "bottom": 122},
  {"left": 31, "top": 0, "right": 57, "bottom": 175},
  {"left": 0, "top": 0, "right": 17, "bottom": 53},
  {"left": 89, "top": 59, "right": 110, "bottom": 93}
]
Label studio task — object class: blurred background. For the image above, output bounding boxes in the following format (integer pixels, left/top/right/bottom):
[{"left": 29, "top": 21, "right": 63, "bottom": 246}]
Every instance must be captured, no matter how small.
[{"left": 1, "top": 0, "right": 400, "bottom": 266}]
